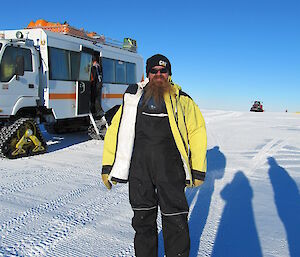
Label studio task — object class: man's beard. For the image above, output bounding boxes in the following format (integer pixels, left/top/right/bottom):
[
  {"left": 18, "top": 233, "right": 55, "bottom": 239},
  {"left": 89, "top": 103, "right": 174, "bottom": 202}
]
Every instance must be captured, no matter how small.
[{"left": 143, "top": 75, "right": 173, "bottom": 107}]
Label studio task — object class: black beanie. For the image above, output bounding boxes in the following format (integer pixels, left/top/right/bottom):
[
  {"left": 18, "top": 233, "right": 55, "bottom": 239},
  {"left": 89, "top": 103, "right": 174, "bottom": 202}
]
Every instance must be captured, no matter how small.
[{"left": 146, "top": 54, "right": 172, "bottom": 76}]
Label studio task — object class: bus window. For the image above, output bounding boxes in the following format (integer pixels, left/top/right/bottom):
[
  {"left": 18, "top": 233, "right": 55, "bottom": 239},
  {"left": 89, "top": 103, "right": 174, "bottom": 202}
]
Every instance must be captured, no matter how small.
[
  {"left": 126, "top": 62, "right": 136, "bottom": 84},
  {"left": 49, "top": 47, "right": 70, "bottom": 80},
  {"left": 70, "top": 51, "right": 80, "bottom": 80},
  {"left": 116, "top": 60, "right": 126, "bottom": 84},
  {"left": 102, "top": 58, "right": 115, "bottom": 83},
  {"left": 102, "top": 57, "right": 137, "bottom": 84},
  {"left": 78, "top": 52, "right": 92, "bottom": 81},
  {"left": 49, "top": 47, "right": 90, "bottom": 82},
  {"left": 21, "top": 48, "right": 33, "bottom": 72}
]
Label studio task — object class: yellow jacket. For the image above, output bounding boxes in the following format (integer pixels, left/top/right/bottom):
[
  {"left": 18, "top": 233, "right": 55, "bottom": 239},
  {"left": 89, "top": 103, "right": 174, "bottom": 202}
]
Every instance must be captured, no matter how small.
[{"left": 102, "top": 82, "right": 207, "bottom": 187}]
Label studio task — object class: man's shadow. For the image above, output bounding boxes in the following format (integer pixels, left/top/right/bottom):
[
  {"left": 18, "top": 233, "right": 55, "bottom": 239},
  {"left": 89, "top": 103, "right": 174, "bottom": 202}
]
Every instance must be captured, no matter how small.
[
  {"left": 158, "top": 146, "right": 226, "bottom": 257},
  {"left": 268, "top": 157, "right": 300, "bottom": 257},
  {"left": 188, "top": 146, "right": 226, "bottom": 257},
  {"left": 211, "top": 171, "right": 263, "bottom": 257}
]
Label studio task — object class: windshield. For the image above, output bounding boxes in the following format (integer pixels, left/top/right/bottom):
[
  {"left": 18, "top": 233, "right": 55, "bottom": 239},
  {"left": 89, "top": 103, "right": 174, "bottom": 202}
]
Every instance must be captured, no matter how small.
[
  {"left": 0, "top": 43, "right": 2, "bottom": 51},
  {"left": 0, "top": 45, "right": 33, "bottom": 82}
]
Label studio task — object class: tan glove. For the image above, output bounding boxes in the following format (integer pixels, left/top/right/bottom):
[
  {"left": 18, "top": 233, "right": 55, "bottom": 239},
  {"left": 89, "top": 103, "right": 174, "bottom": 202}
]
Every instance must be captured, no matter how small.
[
  {"left": 102, "top": 174, "right": 112, "bottom": 190},
  {"left": 193, "top": 179, "right": 204, "bottom": 187},
  {"left": 102, "top": 174, "right": 118, "bottom": 190},
  {"left": 192, "top": 170, "right": 205, "bottom": 187}
]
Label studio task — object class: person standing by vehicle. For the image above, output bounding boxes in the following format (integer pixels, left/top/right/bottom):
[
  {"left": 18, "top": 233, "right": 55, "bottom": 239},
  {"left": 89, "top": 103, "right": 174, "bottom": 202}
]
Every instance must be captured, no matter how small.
[
  {"left": 90, "top": 54, "right": 103, "bottom": 116},
  {"left": 101, "top": 54, "right": 207, "bottom": 257}
]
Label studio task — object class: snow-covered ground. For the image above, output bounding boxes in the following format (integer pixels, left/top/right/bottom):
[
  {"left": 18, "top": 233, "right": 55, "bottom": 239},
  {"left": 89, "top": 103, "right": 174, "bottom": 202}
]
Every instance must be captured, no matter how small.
[{"left": 0, "top": 110, "right": 300, "bottom": 257}]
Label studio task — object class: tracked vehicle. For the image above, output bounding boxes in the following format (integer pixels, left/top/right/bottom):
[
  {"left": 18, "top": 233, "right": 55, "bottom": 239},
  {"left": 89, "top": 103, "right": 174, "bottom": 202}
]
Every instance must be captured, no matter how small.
[
  {"left": 0, "top": 20, "right": 143, "bottom": 158},
  {"left": 250, "top": 101, "right": 264, "bottom": 112}
]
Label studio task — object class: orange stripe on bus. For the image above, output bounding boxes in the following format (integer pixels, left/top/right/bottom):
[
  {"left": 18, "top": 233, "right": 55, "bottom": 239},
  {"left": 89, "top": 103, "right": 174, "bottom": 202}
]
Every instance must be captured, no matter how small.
[
  {"left": 49, "top": 93, "right": 76, "bottom": 99},
  {"left": 49, "top": 93, "right": 124, "bottom": 100},
  {"left": 102, "top": 94, "right": 123, "bottom": 99}
]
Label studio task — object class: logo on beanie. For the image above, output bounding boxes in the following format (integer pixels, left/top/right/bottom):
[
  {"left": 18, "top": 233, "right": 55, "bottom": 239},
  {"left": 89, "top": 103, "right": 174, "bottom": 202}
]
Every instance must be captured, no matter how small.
[
  {"left": 159, "top": 60, "right": 167, "bottom": 67},
  {"left": 146, "top": 54, "right": 172, "bottom": 76}
]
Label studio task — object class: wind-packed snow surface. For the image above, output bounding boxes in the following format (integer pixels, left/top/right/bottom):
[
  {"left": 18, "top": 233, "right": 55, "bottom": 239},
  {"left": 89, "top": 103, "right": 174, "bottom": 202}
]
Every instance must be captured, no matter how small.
[{"left": 0, "top": 110, "right": 300, "bottom": 257}]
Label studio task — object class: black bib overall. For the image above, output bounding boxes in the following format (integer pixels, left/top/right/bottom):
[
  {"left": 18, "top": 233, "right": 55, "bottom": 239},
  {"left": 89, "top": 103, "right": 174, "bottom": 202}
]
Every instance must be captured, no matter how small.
[{"left": 129, "top": 96, "right": 190, "bottom": 257}]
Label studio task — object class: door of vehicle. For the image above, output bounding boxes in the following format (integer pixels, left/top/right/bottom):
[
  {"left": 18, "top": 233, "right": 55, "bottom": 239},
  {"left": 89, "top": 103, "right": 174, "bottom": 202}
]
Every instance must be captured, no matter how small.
[
  {"left": 76, "top": 47, "right": 93, "bottom": 115},
  {"left": 0, "top": 44, "right": 39, "bottom": 115}
]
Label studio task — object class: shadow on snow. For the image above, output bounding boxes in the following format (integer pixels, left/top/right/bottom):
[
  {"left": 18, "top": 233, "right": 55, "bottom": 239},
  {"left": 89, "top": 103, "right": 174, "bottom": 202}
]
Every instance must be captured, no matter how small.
[
  {"left": 40, "top": 125, "right": 91, "bottom": 153},
  {"left": 211, "top": 171, "right": 263, "bottom": 257},
  {"left": 188, "top": 146, "right": 226, "bottom": 257},
  {"left": 152, "top": 152, "right": 299, "bottom": 257},
  {"left": 268, "top": 157, "right": 300, "bottom": 257}
]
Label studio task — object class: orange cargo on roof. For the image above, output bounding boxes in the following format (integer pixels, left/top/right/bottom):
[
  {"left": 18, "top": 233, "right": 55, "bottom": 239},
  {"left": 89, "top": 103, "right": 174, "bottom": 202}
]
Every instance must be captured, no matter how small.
[
  {"left": 27, "top": 19, "right": 61, "bottom": 28},
  {"left": 26, "top": 19, "right": 105, "bottom": 43}
]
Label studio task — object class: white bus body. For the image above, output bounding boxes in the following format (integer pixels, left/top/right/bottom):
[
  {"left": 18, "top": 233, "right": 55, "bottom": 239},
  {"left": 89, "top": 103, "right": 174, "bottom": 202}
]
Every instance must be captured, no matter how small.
[{"left": 0, "top": 28, "right": 143, "bottom": 121}]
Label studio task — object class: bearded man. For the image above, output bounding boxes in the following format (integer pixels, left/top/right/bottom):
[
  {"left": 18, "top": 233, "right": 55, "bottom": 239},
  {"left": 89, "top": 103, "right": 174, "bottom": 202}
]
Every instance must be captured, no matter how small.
[{"left": 101, "top": 54, "right": 207, "bottom": 257}]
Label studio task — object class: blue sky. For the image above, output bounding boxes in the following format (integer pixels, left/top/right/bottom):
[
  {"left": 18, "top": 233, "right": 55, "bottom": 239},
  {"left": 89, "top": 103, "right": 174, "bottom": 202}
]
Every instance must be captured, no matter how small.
[{"left": 1, "top": 0, "right": 299, "bottom": 112}]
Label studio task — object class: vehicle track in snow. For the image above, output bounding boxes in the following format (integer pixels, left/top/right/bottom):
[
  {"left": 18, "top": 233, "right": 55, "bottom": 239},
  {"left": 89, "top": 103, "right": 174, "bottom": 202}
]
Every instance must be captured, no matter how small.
[
  {"left": 46, "top": 186, "right": 131, "bottom": 257},
  {"left": 0, "top": 168, "right": 41, "bottom": 180},
  {"left": 0, "top": 157, "right": 101, "bottom": 197},
  {"left": 0, "top": 181, "right": 130, "bottom": 256},
  {"left": 0, "top": 167, "right": 97, "bottom": 227},
  {"left": 0, "top": 181, "right": 98, "bottom": 235},
  {"left": 0, "top": 168, "right": 76, "bottom": 198},
  {"left": 0, "top": 176, "right": 102, "bottom": 255},
  {"left": 247, "top": 138, "right": 286, "bottom": 173}
]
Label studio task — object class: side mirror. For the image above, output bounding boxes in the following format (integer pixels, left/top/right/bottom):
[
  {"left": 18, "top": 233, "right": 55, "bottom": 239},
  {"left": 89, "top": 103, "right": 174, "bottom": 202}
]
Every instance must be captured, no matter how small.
[{"left": 15, "top": 55, "right": 25, "bottom": 78}]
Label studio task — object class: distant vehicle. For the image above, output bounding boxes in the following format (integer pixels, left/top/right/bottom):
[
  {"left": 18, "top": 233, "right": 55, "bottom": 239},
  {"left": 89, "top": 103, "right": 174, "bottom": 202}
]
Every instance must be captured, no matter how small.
[{"left": 250, "top": 101, "right": 264, "bottom": 112}]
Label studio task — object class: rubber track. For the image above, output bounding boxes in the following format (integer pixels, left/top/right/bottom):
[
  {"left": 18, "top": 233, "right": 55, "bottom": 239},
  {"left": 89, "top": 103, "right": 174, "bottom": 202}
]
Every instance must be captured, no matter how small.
[{"left": 0, "top": 118, "right": 47, "bottom": 159}]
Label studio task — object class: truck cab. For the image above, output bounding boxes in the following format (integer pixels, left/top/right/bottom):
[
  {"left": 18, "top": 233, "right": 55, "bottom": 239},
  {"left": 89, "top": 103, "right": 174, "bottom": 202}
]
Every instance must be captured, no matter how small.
[{"left": 0, "top": 37, "right": 40, "bottom": 118}]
